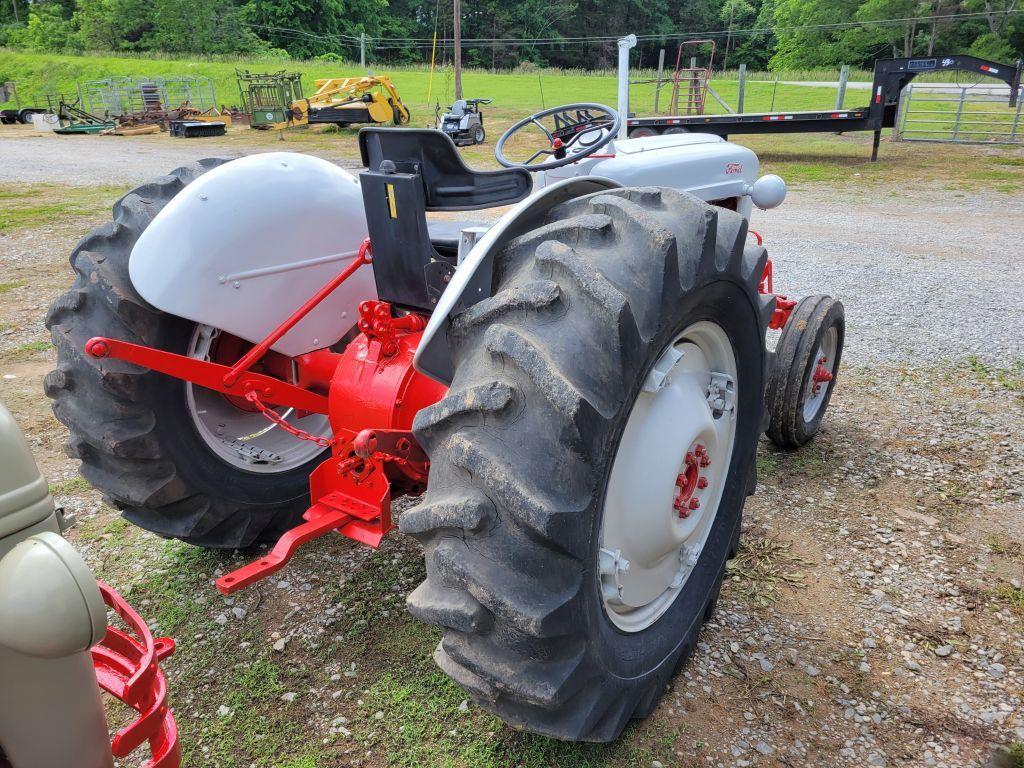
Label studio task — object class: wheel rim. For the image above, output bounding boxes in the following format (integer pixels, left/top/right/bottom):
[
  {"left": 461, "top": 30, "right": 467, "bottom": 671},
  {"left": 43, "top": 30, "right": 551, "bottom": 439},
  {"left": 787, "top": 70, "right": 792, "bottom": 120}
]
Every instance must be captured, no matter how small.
[
  {"left": 599, "top": 321, "right": 738, "bottom": 633},
  {"left": 185, "top": 325, "right": 331, "bottom": 473},
  {"left": 802, "top": 325, "right": 838, "bottom": 422}
]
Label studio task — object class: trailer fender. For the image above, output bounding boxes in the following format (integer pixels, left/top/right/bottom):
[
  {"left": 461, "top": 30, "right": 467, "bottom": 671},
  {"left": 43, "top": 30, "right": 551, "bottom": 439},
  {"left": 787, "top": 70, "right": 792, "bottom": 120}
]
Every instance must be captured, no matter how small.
[
  {"left": 130, "top": 152, "right": 374, "bottom": 357},
  {"left": 414, "top": 176, "right": 622, "bottom": 385}
]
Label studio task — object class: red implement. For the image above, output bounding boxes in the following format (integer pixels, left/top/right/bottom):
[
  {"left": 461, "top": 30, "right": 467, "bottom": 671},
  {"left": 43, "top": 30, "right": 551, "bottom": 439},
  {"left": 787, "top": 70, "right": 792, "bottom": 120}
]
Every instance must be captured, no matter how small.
[{"left": 93, "top": 582, "right": 180, "bottom": 768}]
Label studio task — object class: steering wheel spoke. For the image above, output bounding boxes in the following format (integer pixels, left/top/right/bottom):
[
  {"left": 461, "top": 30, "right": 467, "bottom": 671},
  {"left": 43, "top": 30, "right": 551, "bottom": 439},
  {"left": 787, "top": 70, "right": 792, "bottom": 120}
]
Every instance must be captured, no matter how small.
[
  {"left": 495, "top": 102, "right": 621, "bottom": 172},
  {"left": 525, "top": 147, "right": 556, "bottom": 165},
  {"left": 529, "top": 117, "right": 554, "bottom": 142}
]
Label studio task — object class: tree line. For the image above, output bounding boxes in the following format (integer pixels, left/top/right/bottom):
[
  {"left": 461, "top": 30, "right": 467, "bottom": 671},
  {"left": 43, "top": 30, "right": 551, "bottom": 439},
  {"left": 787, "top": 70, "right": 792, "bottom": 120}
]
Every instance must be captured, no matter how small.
[{"left": 1, "top": 0, "right": 1021, "bottom": 70}]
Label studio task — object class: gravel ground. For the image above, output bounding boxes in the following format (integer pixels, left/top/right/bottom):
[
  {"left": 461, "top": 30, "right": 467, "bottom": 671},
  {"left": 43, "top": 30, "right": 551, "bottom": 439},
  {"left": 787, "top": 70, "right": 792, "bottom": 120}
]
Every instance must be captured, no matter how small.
[
  {"left": 0, "top": 137, "right": 1022, "bottom": 768},
  {"left": 445, "top": 186, "right": 1024, "bottom": 368},
  {"left": 750, "top": 188, "right": 1024, "bottom": 366},
  {"left": 0, "top": 132, "right": 360, "bottom": 185}
]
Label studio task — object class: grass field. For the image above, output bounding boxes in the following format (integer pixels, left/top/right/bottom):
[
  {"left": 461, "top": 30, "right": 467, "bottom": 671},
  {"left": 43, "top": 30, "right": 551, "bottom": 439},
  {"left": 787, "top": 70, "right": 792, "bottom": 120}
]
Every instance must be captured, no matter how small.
[
  {"left": 6, "top": 49, "right": 1021, "bottom": 152},
  {"left": 0, "top": 49, "right": 865, "bottom": 117}
]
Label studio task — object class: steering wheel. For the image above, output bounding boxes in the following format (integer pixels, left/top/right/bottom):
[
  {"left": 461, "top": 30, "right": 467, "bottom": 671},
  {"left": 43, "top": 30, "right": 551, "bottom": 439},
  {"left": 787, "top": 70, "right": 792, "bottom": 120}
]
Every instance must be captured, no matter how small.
[{"left": 495, "top": 103, "right": 621, "bottom": 171}]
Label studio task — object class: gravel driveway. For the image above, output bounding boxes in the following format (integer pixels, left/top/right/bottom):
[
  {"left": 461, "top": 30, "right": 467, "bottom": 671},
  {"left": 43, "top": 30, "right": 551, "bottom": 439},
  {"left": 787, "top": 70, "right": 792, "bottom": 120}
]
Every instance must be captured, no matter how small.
[
  {"left": 751, "top": 188, "right": 1024, "bottom": 366},
  {"left": 0, "top": 133, "right": 360, "bottom": 185}
]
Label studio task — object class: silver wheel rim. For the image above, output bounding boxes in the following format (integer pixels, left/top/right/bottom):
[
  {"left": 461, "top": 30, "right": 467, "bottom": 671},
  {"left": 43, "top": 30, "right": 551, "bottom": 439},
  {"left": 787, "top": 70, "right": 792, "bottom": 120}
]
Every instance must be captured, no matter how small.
[
  {"left": 599, "top": 321, "right": 739, "bottom": 633},
  {"left": 802, "top": 325, "right": 838, "bottom": 422},
  {"left": 185, "top": 325, "right": 331, "bottom": 473}
]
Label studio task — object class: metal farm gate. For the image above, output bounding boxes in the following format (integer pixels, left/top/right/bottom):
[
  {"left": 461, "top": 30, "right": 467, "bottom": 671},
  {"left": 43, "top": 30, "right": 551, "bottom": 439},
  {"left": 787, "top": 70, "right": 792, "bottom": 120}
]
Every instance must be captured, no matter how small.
[
  {"left": 81, "top": 77, "right": 217, "bottom": 117},
  {"left": 895, "top": 82, "right": 1024, "bottom": 145}
]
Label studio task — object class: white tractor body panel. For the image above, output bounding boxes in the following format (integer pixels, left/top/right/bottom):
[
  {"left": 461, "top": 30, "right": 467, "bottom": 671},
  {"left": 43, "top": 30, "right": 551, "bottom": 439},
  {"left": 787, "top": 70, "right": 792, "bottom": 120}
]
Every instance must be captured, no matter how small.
[
  {"left": 130, "top": 152, "right": 373, "bottom": 357},
  {"left": 537, "top": 132, "right": 759, "bottom": 219}
]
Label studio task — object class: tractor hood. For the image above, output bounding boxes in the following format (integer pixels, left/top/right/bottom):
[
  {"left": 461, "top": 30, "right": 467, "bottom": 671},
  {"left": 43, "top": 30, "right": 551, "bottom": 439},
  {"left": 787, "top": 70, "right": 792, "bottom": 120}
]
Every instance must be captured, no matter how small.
[
  {"left": 612, "top": 132, "right": 723, "bottom": 153},
  {"left": 539, "top": 132, "right": 759, "bottom": 205}
]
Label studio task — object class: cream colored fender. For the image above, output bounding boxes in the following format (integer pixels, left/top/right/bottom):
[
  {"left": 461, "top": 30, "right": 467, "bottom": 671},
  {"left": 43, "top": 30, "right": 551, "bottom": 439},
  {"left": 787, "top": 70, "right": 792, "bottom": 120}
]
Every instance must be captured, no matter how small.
[{"left": 130, "top": 152, "right": 375, "bottom": 357}]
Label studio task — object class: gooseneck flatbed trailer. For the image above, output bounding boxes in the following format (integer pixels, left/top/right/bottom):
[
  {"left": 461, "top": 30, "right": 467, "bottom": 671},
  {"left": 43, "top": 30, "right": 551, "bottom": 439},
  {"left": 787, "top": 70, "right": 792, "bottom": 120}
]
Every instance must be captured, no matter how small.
[{"left": 625, "top": 54, "right": 1023, "bottom": 160}]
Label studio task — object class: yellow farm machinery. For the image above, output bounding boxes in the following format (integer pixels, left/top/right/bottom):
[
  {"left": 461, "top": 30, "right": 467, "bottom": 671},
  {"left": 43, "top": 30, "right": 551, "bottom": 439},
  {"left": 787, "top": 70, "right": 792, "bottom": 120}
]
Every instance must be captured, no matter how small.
[{"left": 238, "top": 70, "right": 410, "bottom": 130}]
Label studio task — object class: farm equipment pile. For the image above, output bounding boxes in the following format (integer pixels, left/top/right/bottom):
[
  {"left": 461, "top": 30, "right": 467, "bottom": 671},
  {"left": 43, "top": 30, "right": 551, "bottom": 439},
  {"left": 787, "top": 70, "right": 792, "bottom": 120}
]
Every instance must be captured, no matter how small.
[
  {"left": 3, "top": 36, "right": 851, "bottom": 765},
  {"left": 238, "top": 69, "right": 411, "bottom": 130}
]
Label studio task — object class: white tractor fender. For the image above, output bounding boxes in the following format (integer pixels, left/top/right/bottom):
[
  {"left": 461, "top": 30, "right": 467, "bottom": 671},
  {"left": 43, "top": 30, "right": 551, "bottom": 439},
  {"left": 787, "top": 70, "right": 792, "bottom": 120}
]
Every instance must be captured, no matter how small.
[
  {"left": 129, "top": 152, "right": 375, "bottom": 357},
  {"left": 415, "top": 176, "right": 622, "bottom": 385}
]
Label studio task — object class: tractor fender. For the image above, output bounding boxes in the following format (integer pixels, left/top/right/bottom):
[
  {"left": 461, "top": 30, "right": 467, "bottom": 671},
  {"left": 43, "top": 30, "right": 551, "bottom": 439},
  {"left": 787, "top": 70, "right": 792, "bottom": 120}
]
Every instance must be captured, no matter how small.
[
  {"left": 130, "top": 152, "right": 374, "bottom": 357},
  {"left": 414, "top": 175, "right": 622, "bottom": 385}
]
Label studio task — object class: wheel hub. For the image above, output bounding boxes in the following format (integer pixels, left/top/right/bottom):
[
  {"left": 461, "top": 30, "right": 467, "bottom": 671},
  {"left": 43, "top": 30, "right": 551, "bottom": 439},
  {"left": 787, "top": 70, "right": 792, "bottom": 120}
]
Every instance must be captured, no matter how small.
[
  {"left": 599, "top": 321, "right": 738, "bottom": 633},
  {"left": 802, "top": 326, "right": 839, "bottom": 421},
  {"left": 185, "top": 324, "right": 332, "bottom": 473},
  {"left": 673, "top": 444, "right": 711, "bottom": 519}
]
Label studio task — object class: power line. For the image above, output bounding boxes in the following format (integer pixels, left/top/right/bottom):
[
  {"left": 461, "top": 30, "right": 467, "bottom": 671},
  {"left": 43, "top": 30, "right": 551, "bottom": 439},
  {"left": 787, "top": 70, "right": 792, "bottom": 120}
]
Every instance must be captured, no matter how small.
[
  {"left": 361, "top": 10, "right": 1024, "bottom": 45},
  {"left": 242, "top": 10, "right": 1024, "bottom": 53}
]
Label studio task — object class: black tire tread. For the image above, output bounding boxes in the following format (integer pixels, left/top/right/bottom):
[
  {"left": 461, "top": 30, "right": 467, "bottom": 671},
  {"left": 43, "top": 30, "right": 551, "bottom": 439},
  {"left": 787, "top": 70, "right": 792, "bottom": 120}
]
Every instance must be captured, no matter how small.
[
  {"left": 44, "top": 158, "right": 312, "bottom": 548},
  {"left": 402, "top": 187, "right": 770, "bottom": 740}
]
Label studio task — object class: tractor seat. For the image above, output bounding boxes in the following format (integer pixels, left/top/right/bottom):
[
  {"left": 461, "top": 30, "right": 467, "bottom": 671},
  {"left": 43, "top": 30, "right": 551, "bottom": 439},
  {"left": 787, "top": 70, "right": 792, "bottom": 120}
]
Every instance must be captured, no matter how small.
[
  {"left": 359, "top": 128, "right": 532, "bottom": 212},
  {"left": 449, "top": 100, "right": 467, "bottom": 116}
]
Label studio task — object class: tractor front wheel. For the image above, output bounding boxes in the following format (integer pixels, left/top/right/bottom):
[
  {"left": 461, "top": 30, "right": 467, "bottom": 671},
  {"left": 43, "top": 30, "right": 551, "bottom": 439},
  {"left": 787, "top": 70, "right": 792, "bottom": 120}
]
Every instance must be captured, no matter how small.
[
  {"left": 44, "top": 160, "right": 330, "bottom": 548},
  {"left": 766, "top": 295, "right": 845, "bottom": 448},
  {"left": 403, "top": 187, "right": 773, "bottom": 740}
]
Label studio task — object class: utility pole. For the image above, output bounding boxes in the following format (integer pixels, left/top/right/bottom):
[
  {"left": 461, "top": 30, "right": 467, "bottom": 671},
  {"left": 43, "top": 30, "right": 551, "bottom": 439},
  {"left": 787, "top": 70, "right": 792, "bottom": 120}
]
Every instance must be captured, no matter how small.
[
  {"left": 360, "top": 32, "right": 366, "bottom": 68},
  {"left": 453, "top": 0, "right": 463, "bottom": 100}
]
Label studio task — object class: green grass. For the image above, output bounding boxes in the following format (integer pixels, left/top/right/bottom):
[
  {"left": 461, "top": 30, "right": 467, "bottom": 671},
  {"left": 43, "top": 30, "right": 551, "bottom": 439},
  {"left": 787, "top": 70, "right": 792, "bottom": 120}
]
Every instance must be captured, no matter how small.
[
  {"left": 354, "top": 657, "right": 645, "bottom": 768},
  {"left": 0, "top": 183, "right": 129, "bottom": 232},
  {"left": 966, "top": 355, "right": 1024, "bottom": 392},
  {"left": 0, "top": 280, "right": 27, "bottom": 293},
  {"left": 0, "top": 48, "right": 859, "bottom": 118},
  {"left": 1003, "top": 741, "right": 1024, "bottom": 768},
  {"left": 0, "top": 339, "right": 51, "bottom": 362},
  {"left": 48, "top": 475, "right": 91, "bottom": 495},
  {"left": 994, "top": 585, "right": 1024, "bottom": 614}
]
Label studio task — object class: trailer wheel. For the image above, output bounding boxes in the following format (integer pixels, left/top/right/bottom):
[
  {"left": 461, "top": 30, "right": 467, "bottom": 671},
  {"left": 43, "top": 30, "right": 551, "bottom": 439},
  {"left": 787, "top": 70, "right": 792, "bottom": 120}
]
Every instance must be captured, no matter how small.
[
  {"left": 766, "top": 295, "right": 844, "bottom": 448},
  {"left": 403, "top": 187, "right": 773, "bottom": 741},
  {"left": 44, "top": 159, "right": 330, "bottom": 548},
  {"left": 628, "top": 126, "right": 658, "bottom": 138}
]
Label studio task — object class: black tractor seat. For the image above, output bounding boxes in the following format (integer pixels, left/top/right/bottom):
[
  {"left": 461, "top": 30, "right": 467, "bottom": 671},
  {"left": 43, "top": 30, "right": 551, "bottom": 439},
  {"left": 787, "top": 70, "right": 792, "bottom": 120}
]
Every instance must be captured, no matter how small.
[
  {"left": 357, "top": 128, "right": 532, "bottom": 312},
  {"left": 359, "top": 128, "right": 532, "bottom": 211}
]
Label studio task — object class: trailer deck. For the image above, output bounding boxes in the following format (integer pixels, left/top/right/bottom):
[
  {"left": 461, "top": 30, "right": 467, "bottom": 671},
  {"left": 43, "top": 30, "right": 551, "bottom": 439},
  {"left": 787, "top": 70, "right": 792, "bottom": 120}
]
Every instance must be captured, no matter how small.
[{"left": 625, "top": 55, "right": 1022, "bottom": 160}]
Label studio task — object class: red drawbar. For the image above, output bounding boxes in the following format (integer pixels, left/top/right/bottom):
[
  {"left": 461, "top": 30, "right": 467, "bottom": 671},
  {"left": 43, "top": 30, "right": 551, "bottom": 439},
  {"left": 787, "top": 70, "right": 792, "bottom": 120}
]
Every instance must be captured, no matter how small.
[{"left": 93, "top": 581, "right": 180, "bottom": 768}]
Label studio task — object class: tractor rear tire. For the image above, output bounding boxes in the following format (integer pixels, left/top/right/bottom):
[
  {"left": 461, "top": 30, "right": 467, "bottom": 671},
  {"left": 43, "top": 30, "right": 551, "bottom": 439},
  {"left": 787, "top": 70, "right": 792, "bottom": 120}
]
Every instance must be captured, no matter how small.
[
  {"left": 402, "top": 187, "right": 773, "bottom": 741},
  {"left": 766, "top": 295, "right": 844, "bottom": 448},
  {"left": 44, "top": 159, "right": 325, "bottom": 548}
]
